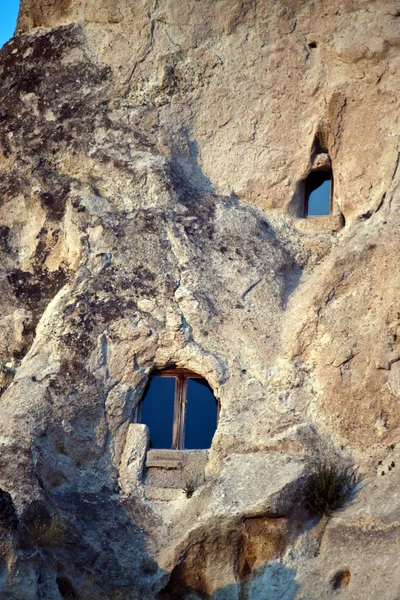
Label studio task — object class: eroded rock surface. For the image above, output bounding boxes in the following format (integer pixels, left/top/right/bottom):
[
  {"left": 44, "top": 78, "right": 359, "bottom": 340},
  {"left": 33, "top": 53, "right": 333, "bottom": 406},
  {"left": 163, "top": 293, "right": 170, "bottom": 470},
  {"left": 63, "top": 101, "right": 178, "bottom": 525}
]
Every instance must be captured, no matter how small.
[{"left": 0, "top": 0, "right": 399, "bottom": 598}]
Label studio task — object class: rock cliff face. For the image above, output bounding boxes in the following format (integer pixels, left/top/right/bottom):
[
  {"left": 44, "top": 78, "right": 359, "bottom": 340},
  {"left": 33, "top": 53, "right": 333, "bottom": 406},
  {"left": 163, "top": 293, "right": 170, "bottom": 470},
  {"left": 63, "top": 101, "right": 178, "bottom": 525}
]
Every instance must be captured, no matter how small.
[{"left": 0, "top": 0, "right": 399, "bottom": 598}]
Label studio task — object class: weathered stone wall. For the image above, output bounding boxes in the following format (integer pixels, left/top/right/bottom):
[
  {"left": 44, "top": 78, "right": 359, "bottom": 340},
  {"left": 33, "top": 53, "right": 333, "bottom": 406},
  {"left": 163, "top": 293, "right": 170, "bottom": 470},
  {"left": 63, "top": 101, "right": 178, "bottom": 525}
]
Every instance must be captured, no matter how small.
[{"left": 0, "top": 0, "right": 398, "bottom": 598}]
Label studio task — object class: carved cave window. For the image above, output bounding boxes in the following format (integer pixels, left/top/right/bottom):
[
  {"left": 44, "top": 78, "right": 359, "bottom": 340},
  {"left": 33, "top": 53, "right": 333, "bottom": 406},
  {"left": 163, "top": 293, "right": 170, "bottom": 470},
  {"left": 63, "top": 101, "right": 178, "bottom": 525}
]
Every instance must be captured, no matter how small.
[
  {"left": 139, "top": 369, "right": 219, "bottom": 450},
  {"left": 304, "top": 169, "right": 333, "bottom": 217}
]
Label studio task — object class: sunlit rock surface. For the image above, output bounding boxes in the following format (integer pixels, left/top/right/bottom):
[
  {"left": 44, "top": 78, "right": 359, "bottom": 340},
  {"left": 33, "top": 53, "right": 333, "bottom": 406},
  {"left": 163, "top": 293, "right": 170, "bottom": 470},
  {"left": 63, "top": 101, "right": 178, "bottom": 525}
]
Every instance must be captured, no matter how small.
[{"left": 0, "top": 0, "right": 399, "bottom": 597}]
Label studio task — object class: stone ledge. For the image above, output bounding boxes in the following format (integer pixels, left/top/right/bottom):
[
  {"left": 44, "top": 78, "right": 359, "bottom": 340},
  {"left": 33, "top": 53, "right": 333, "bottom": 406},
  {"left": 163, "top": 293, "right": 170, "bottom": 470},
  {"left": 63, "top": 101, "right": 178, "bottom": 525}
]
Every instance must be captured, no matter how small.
[
  {"left": 145, "top": 450, "right": 209, "bottom": 490},
  {"left": 145, "top": 449, "right": 208, "bottom": 469},
  {"left": 145, "top": 449, "right": 185, "bottom": 469},
  {"left": 146, "top": 458, "right": 183, "bottom": 470},
  {"left": 293, "top": 214, "right": 343, "bottom": 234}
]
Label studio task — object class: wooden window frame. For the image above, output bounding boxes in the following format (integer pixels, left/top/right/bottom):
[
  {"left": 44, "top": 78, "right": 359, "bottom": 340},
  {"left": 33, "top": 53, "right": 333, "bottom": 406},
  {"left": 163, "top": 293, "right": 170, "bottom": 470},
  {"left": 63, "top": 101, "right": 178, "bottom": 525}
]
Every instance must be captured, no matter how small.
[{"left": 148, "top": 368, "right": 218, "bottom": 450}]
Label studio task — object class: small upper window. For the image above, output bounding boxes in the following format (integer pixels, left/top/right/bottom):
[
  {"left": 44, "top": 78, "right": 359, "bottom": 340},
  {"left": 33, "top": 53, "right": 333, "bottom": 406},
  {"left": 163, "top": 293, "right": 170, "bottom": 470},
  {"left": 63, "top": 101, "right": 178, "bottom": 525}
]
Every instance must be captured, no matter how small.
[
  {"left": 305, "top": 170, "right": 332, "bottom": 217},
  {"left": 139, "top": 369, "right": 219, "bottom": 450}
]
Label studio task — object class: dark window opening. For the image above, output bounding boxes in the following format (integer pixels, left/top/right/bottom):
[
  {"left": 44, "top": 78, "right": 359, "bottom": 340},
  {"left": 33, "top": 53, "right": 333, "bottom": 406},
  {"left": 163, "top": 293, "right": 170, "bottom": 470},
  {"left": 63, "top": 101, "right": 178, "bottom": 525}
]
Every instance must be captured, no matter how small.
[
  {"left": 305, "top": 170, "right": 332, "bottom": 216},
  {"left": 312, "top": 132, "right": 328, "bottom": 156},
  {"left": 140, "top": 376, "right": 175, "bottom": 449},
  {"left": 139, "top": 369, "right": 219, "bottom": 450}
]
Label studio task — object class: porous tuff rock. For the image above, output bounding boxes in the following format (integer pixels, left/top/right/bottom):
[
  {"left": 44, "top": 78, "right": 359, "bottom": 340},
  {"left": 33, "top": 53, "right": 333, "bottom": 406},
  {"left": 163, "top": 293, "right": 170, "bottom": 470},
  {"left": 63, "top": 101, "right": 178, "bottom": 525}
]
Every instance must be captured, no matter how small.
[{"left": 0, "top": 0, "right": 399, "bottom": 598}]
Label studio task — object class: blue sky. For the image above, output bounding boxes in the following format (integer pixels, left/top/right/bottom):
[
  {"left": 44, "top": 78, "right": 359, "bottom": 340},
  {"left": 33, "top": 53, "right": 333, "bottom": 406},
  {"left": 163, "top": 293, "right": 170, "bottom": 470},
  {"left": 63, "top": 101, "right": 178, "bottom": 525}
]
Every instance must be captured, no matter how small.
[
  {"left": 308, "top": 180, "right": 331, "bottom": 216},
  {"left": 0, "top": 1, "right": 20, "bottom": 49}
]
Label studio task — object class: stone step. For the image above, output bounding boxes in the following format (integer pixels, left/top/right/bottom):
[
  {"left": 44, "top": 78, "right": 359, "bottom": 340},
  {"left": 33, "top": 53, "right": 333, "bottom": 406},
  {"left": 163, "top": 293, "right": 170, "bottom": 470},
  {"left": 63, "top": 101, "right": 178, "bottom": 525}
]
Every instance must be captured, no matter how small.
[
  {"left": 146, "top": 458, "right": 183, "bottom": 469},
  {"left": 145, "top": 468, "right": 185, "bottom": 489},
  {"left": 145, "top": 449, "right": 209, "bottom": 489},
  {"left": 145, "top": 457, "right": 183, "bottom": 470},
  {"left": 145, "top": 449, "right": 184, "bottom": 470}
]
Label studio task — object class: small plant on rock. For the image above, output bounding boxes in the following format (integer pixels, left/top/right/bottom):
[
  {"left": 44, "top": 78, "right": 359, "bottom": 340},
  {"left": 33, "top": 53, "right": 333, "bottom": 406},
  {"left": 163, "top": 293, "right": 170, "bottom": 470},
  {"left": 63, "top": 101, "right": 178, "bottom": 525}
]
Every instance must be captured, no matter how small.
[
  {"left": 182, "top": 475, "right": 200, "bottom": 499},
  {"left": 305, "top": 462, "right": 355, "bottom": 516}
]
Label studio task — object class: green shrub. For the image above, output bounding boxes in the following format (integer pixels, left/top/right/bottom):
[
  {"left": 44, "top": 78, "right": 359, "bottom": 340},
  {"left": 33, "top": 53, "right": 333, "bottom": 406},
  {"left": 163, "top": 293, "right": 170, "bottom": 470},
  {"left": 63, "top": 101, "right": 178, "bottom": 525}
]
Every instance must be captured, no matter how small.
[
  {"left": 182, "top": 474, "right": 200, "bottom": 499},
  {"left": 305, "top": 462, "right": 355, "bottom": 516}
]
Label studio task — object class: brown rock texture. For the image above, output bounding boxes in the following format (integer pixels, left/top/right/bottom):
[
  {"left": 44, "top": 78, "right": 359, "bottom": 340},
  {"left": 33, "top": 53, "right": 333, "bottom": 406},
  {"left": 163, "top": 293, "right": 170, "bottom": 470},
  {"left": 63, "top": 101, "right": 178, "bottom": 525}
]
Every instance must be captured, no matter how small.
[{"left": 0, "top": 0, "right": 399, "bottom": 598}]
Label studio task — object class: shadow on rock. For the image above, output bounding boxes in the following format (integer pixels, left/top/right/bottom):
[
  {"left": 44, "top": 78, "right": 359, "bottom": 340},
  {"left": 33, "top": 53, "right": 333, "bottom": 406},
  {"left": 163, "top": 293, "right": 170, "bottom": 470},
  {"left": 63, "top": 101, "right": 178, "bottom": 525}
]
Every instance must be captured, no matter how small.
[
  {"left": 0, "top": 489, "right": 168, "bottom": 600},
  {"left": 159, "top": 560, "right": 299, "bottom": 600}
]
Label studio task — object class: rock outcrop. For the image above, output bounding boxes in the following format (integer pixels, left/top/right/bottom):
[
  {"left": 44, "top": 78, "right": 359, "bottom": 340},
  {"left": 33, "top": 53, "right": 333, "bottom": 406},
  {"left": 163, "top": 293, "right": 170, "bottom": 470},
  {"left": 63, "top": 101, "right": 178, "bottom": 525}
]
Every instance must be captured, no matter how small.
[{"left": 0, "top": 0, "right": 399, "bottom": 598}]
